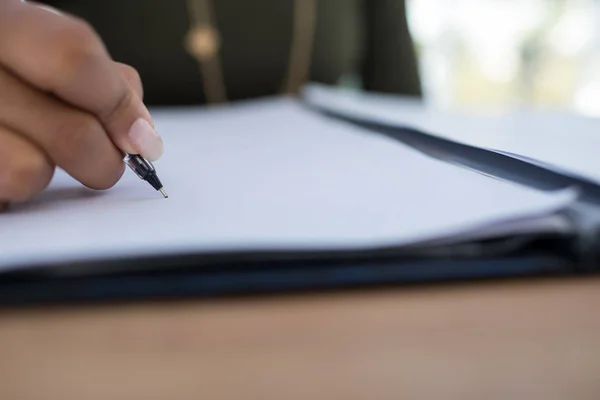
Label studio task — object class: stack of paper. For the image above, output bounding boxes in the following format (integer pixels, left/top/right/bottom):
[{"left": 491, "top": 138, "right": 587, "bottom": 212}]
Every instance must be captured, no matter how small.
[
  {"left": 0, "top": 98, "right": 578, "bottom": 274},
  {"left": 304, "top": 84, "right": 600, "bottom": 184}
]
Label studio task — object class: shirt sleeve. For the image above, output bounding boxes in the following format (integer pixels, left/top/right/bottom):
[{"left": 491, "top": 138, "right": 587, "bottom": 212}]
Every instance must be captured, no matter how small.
[{"left": 361, "top": 0, "right": 422, "bottom": 97}]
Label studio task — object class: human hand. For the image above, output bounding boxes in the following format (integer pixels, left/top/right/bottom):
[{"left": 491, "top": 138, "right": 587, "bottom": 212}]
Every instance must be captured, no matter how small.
[{"left": 0, "top": 0, "right": 163, "bottom": 208}]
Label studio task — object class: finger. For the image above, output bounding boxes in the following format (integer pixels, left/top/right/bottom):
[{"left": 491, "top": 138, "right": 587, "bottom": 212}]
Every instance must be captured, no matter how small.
[
  {"left": 116, "top": 62, "right": 144, "bottom": 100},
  {"left": 0, "top": 66, "right": 125, "bottom": 190},
  {"left": 0, "top": 125, "right": 54, "bottom": 202},
  {"left": 0, "top": 1, "right": 163, "bottom": 161}
]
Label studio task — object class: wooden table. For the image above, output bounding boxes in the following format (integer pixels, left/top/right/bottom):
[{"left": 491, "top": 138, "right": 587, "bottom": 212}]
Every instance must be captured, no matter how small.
[{"left": 0, "top": 277, "right": 599, "bottom": 399}]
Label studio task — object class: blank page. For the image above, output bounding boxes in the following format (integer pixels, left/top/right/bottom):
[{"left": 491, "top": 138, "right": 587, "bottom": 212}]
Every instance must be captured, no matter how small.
[
  {"left": 304, "top": 84, "right": 600, "bottom": 185},
  {"left": 0, "top": 98, "right": 576, "bottom": 273}
]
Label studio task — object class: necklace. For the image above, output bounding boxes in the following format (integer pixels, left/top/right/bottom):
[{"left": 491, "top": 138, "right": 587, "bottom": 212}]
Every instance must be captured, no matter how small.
[{"left": 184, "top": 0, "right": 316, "bottom": 104}]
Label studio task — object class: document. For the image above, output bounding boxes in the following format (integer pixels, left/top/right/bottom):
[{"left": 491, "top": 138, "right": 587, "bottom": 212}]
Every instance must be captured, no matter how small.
[
  {"left": 304, "top": 84, "right": 600, "bottom": 185},
  {"left": 0, "top": 98, "right": 577, "bottom": 273}
]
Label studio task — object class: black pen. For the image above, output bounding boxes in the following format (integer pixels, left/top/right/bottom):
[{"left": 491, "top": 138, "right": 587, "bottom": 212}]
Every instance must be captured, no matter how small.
[{"left": 125, "top": 154, "right": 168, "bottom": 198}]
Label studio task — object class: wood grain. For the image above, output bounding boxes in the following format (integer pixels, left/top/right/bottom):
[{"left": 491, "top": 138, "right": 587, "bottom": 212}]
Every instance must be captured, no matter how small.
[{"left": 0, "top": 278, "right": 599, "bottom": 400}]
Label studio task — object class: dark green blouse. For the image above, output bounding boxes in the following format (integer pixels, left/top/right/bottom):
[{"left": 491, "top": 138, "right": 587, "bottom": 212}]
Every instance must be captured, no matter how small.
[{"left": 43, "top": 0, "right": 421, "bottom": 105}]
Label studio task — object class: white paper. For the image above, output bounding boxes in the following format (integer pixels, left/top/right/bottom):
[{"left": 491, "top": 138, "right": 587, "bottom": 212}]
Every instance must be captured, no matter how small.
[
  {"left": 0, "top": 98, "right": 577, "bottom": 273},
  {"left": 304, "top": 84, "right": 600, "bottom": 184}
]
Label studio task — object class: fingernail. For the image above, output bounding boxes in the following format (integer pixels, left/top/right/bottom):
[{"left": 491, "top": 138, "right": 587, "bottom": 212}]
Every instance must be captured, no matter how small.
[{"left": 128, "top": 118, "right": 163, "bottom": 161}]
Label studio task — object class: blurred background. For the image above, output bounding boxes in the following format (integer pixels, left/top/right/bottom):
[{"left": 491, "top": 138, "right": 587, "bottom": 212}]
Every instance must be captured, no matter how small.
[{"left": 406, "top": 0, "right": 600, "bottom": 116}]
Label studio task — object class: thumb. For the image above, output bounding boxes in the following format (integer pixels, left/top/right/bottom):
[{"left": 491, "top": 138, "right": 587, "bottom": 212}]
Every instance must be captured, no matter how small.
[
  {"left": 108, "top": 63, "right": 163, "bottom": 161},
  {"left": 100, "top": 71, "right": 163, "bottom": 161},
  {"left": 117, "top": 62, "right": 144, "bottom": 101}
]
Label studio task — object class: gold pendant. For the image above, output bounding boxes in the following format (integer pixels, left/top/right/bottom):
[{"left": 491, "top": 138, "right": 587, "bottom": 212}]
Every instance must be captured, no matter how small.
[{"left": 185, "top": 25, "right": 221, "bottom": 62}]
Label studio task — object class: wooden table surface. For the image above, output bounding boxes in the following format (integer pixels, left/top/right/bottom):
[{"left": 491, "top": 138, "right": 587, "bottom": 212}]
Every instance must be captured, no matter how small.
[{"left": 0, "top": 277, "right": 599, "bottom": 400}]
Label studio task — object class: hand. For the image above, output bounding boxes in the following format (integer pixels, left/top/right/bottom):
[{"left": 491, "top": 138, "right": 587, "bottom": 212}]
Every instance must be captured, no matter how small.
[{"left": 0, "top": 0, "right": 164, "bottom": 208}]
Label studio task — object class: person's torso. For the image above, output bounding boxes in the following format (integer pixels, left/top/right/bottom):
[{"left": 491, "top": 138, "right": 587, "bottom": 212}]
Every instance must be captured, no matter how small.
[{"left": 46, "top": 0, "right": 366, "bottom": 105}]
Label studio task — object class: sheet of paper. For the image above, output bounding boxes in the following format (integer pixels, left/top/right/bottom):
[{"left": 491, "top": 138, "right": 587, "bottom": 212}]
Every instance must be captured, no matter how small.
[
  {"left": 304, "top": 84, "right": 600, "bottom": 185},
  {"left": 0, "top": 98, "right": 577, "bottom": 273}
]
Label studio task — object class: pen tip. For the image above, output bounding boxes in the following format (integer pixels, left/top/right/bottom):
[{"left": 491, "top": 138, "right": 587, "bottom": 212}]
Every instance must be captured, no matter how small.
[{"left": 159, "top": 188, "right": 168, "bottom": 198}]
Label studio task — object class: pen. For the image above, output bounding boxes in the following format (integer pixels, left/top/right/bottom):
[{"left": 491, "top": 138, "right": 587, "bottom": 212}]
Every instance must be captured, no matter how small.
[{"left": 125, "top": 154, "right": 168, "bottom": 198}]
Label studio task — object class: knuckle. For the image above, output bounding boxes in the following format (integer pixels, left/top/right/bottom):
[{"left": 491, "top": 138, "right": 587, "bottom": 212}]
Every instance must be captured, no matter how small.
[
  {"left": 49, "top": 19, "right": 103, "bottom": 77},
  {"left": 126, "top": 65, "right": 144, "bottom": 97},
  {"left": 120, "top": 64, "right": 140, "bottom": 81},
  {"left": 59, "top": 17, "right": 98, "bottom": 47},
  {"left": 123, "top": 65, "right": 142, "bottom": 92},
  {"left": 0, "top": 152, "right": 51, "bottom": 201}
]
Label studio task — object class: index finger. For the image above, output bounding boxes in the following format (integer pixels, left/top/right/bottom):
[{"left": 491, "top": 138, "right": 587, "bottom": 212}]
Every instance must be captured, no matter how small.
[{"left": 0, "top": 1, "right": 163, "bottom": 161}]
